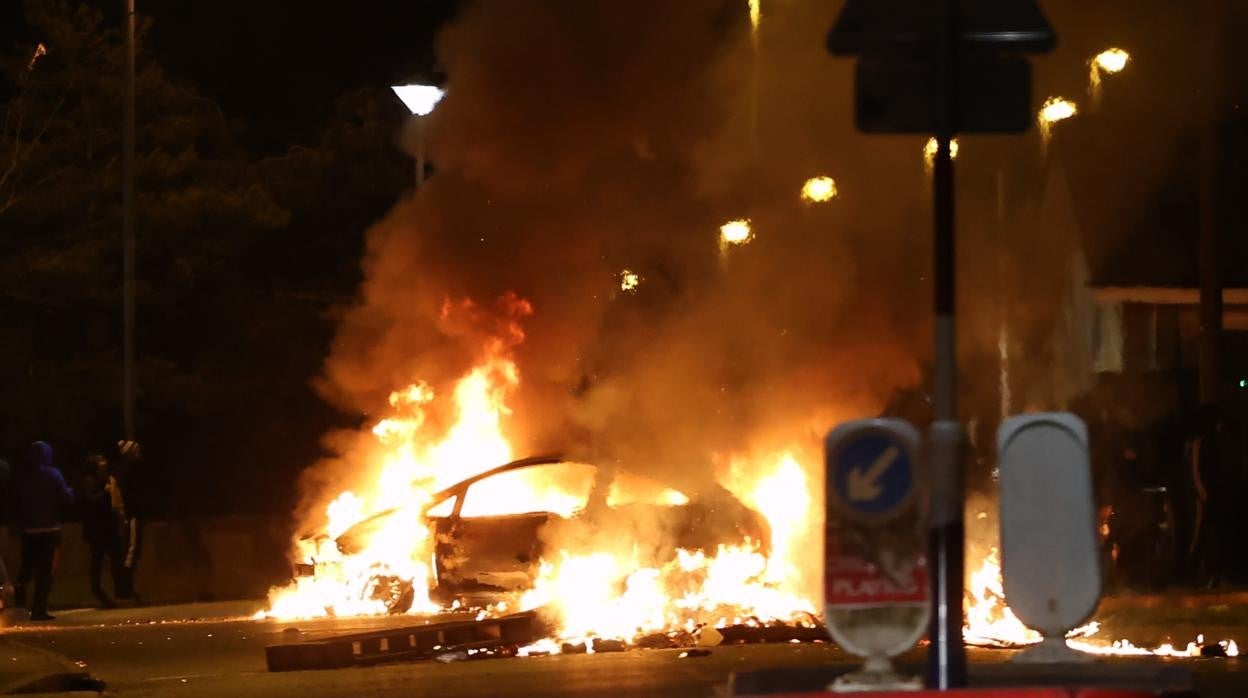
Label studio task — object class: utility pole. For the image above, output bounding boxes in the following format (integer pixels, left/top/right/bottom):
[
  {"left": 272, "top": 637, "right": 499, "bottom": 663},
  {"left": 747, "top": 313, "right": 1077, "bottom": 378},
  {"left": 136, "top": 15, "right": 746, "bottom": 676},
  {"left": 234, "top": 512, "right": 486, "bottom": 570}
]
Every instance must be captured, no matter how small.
[
  {"left": 827, "top": 2, "right": 1050, "bottom": 687},
  {"left": 122, "top": 0, "right": 136, "bottom": 440},
  {"left": 1198, "top": 0, "right": 1222, "bottom": 411},
  {"left": 926, "top": 0, "right": 967, "bottom": 687},
  {"left": 390, "top": 84, "right": 444, "bottom": 189},
  {"left": 416, "top": 117, "right": 425, "bottom": 188}
]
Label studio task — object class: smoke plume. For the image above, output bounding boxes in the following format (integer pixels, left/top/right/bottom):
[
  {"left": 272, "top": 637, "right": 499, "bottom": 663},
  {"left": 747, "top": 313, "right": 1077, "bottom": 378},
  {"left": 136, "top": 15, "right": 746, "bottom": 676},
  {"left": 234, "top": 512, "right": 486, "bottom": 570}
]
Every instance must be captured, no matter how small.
[
  {"left": 314, "top": 1, "right": 926, "bottom": 501},
  {"left": 302, "top": 0, "right": 1217, "bottom": 547}
]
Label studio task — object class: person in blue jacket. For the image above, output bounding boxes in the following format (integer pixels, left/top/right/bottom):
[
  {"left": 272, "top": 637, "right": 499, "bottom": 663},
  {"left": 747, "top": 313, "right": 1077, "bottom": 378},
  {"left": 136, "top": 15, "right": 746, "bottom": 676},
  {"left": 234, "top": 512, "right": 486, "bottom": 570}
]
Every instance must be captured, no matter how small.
[{"left": 12, "top": 442, "right": 74, "bottom": 621}]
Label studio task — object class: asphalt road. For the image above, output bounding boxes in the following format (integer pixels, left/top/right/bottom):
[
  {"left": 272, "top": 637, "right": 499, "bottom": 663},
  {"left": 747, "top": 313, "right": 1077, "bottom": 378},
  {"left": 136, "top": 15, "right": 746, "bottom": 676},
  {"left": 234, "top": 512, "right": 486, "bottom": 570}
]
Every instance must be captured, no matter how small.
[{"left": 0, "top": 602, "right": 1244, "bottom": 697}]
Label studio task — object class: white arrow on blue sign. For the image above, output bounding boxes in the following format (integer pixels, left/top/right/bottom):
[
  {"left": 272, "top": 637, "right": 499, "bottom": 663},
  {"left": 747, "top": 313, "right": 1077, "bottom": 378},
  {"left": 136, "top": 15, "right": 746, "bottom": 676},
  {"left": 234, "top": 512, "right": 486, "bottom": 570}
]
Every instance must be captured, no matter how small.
[{"left": 826, "top": 420, "right": 920, "bottom": 522}]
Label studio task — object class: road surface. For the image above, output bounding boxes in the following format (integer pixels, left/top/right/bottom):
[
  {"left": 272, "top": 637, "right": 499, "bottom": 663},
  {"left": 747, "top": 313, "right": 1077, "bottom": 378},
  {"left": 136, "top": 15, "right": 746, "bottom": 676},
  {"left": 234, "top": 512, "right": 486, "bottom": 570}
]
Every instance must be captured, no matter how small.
[{"left": 0, "top": 602, "right": 1243, "bottom": 697}]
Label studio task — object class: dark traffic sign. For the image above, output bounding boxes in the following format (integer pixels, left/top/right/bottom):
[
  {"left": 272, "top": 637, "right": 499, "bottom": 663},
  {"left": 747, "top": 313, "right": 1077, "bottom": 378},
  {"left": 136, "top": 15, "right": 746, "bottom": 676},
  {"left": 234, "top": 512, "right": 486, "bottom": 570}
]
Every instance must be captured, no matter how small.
[
  {"left": 854, "top": 56, "right": 1033, "bottom": 134},
  {"left": 828, "top": 0, "right": 1055, "bottom": 134},
  {"left": 827, "top": 0, "right": 1055, "bottom": 55}
]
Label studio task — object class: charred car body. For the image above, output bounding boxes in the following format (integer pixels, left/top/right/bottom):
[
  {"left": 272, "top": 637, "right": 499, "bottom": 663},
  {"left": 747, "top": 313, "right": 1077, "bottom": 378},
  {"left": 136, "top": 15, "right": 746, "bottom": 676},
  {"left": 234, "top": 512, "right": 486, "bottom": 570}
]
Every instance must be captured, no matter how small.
[{"left": 297, "top": 455, "right": 771, "bottom": 612}]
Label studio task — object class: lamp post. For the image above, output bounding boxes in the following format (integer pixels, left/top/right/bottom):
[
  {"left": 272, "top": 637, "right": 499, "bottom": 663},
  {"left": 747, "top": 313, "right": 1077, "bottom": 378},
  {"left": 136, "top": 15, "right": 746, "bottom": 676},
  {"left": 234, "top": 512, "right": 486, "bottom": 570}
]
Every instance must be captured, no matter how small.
[
  {"left": 390, "top": 84, "right": 445, "bottom": 187},
  {"left": 122, "top": 0, "right": 136, "bottom": 441}
]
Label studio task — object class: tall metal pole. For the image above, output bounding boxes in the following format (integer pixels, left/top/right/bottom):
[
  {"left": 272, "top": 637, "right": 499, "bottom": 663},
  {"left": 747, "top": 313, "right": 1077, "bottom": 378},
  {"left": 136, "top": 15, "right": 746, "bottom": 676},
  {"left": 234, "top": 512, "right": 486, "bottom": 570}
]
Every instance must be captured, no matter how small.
[
  {"left": 416, "top": 116, "right": 425, "bottom": 188},
  {"left": 1198, "top": 0, "right": 1222, "bottom": 410},
  {"left": 122, "top": 0, "right": 136, "bottom": 440},
  {"left": 926, "top": 0, "right": 967, "bottom": 688}
]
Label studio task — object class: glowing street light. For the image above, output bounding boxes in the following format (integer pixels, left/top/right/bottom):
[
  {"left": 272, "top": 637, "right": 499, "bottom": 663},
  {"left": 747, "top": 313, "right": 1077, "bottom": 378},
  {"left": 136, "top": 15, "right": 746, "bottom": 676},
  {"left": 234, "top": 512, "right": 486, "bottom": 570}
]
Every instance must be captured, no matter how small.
[
  {"left": 717, "top": 218, "right": 753, "bottom": 264},
  {"left": 1092, "top": 48, "right": 1129, "bottom": 75},
  {"left": 1088, "top": 48, "right": 1130, "bottom": 107},
  {"left": 800, "top": 176, "right": 838, "bottom": 203},
  {"left": 719, "top": 219, "right": 753, "bottom": 255},
  {"left": 924, "top": 137, "right": 958, "bottom": 173},
  {"left": 1037, "top": 96, "right": 1077, "bottom": 147},
  {"left": 391, "top": 83, "right": 446, "bottom": 186},
  {"left": 1038, "top": 96, "right": 1077, "bottom": 124},
  {"left": 391, "top": 84, "right": 445, "bottom": 117}
]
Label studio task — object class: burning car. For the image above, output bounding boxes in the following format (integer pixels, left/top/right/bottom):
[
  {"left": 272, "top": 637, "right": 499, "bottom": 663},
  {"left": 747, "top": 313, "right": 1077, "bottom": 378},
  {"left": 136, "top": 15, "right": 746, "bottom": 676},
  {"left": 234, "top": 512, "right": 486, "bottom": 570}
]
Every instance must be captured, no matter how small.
[{"left": 295, "top": 455, "right": 771, "bottom": 613}]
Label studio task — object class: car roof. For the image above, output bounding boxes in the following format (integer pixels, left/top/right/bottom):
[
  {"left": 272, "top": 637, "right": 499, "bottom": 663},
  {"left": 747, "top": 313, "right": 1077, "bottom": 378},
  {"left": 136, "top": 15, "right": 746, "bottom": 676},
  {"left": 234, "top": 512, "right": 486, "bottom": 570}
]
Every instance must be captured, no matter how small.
[
  {"left": 333, "top": 455, "right": 684, "bottom": 539},
  {"left": 425, "top": 453, "right": 567, "bottom": 506}
]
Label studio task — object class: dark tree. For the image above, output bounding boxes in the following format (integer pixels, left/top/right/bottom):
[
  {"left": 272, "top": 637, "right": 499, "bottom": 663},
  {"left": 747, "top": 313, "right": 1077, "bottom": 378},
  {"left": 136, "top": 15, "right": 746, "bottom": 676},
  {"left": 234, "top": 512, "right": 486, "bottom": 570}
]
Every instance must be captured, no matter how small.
[
  {"left": 0, "top": 0, "right": 410, "bottom": 516},
  {"left": 0, "top": 0, "right": 284, "bottom": 510}
]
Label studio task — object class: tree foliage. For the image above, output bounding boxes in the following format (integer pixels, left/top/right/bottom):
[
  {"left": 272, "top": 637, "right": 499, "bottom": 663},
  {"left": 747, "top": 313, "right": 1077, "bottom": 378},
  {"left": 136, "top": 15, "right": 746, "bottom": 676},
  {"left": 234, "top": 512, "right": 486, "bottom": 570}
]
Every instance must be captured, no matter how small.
[{"left": 0, "top": 0, "right": 408, "bottom": 515}]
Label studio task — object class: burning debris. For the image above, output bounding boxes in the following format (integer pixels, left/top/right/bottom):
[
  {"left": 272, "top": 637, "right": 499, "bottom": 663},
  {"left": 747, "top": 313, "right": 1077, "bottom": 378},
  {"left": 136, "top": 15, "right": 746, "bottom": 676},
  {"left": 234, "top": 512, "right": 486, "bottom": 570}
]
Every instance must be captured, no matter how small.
[
  {"left": 1071, "top": 633, "right": 1239, "bottom": 659},
  {"left": 964, "top": 544, "right": 1239, "bottom": 659},
  {"left": 265, "top": 611, "right": 541, "bottom": 672},
  {"left": 960, "top": 498, "right": 1239, "bottom": 660}
]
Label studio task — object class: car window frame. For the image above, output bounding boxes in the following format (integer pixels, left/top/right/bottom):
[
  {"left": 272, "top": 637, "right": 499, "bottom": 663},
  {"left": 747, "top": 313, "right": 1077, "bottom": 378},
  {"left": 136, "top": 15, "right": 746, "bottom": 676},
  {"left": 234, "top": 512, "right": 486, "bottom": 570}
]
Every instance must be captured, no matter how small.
[{"left": 456, "top": 461, "right": 598, "bottom": 519}]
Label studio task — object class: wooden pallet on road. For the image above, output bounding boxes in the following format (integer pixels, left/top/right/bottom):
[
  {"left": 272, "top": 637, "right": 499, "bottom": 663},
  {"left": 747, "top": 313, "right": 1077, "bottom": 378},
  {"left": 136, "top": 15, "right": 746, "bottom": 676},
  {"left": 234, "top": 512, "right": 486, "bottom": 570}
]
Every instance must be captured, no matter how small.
[{"left": 265, "top": 611, "right": 541, "bottom": 672}]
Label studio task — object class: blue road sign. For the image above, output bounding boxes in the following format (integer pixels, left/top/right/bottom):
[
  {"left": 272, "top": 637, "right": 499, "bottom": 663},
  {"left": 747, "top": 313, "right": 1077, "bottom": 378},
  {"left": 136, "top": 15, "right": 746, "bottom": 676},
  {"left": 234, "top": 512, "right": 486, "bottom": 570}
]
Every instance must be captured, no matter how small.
[{"left": 828, "top": 428, "right": 916, "bottom": 520}]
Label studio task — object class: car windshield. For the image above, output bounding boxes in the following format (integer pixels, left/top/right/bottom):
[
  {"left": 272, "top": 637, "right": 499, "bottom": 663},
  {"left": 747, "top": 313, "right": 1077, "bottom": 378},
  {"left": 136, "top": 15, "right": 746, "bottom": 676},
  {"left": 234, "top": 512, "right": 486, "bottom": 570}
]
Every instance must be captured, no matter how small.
[
  {"left": 459, "top": 462, "right": 597, "bottom": 517},
  {"left": 434, "top": 463, "right": 691, "bottom": 518}
]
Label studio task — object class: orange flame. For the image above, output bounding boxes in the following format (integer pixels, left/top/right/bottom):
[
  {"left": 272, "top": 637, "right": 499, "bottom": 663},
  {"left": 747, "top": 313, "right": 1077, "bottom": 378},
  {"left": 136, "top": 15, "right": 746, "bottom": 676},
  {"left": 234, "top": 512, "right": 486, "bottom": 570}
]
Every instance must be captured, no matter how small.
[
  {"left": 262, "top": 297, "right": 819, "bottom": 644},
  {"left": 517, "top": 451, "right": 819, "bottom": 646},
  {"left": 964, "top": 545, "right": 1238, "bottom": 658},
  {"left": 261, "top": 297, "right": 527, "bottom": 620}
]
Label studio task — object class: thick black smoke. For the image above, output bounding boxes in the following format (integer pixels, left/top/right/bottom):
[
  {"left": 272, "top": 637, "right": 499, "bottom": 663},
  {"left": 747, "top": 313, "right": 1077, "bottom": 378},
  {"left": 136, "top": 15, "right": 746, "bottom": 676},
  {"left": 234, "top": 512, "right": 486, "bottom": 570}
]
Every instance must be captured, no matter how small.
[
  {"left": 307, "top": 0, "right": 1218, "bottom": 509},
  {"left": 315, "top": 1, "right": 922, "bottom": 499}
]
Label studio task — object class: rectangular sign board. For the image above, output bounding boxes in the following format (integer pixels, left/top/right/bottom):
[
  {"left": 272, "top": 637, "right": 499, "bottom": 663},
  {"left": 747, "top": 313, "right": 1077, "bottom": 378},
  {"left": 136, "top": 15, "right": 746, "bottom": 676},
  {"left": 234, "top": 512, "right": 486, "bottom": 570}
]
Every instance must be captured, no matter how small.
[
  {"left": 854, "top": 56, "right": 1033, "bottom": 134},
  {"left": 825, "top": 525, "right": 929, "bottom": 608}
]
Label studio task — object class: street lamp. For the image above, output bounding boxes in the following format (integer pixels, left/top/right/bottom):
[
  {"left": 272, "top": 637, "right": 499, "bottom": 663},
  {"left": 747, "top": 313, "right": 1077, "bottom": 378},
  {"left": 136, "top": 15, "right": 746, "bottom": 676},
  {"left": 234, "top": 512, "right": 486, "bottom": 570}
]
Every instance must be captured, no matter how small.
[{"left": 391, "top": 84, "right": 445, "bottom": 187}]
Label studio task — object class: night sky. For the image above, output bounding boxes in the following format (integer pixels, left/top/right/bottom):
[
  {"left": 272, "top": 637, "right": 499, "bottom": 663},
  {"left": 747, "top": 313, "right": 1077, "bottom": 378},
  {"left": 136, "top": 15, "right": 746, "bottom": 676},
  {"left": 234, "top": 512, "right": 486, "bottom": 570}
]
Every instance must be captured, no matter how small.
[
  {"left": 3, "top": 0, "right": 458, "bottom": 151},
  {"left": 146, "top": 0, "right": 458, "bottom": 151}
]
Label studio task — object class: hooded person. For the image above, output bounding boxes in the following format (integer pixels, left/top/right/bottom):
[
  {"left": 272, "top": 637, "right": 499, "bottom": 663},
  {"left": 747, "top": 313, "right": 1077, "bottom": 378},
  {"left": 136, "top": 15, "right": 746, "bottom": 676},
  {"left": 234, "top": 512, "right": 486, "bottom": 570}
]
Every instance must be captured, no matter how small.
[
  {"left": 79, "top": 454, "right": 125, "bottom": 608},
  {"left": 12, "top": 441, "right": 74, "bottom": 621},
  {"left": 114, "top": 439, "right": 144, "bottom": 601}
]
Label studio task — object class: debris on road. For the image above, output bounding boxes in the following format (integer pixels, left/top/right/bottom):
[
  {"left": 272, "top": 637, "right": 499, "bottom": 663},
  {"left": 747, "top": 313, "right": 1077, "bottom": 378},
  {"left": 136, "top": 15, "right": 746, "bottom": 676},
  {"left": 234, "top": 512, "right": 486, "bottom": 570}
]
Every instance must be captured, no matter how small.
[
  {"left": 264, "top": 610, "right": 540, "bottom": 672},
  {"left": 434, "top": 650, "right": 468, "bottom": 663},
  {"left": 696, "top": 627, "right": 724, "bottom": 647},
  {"left": 636, "top": 633, "right": 679, "bottom": 649},
  {"left": 715, "top": 623, "right": 829, "bottom": 645},
  {"left": 590, "top": 638, "right": 626, "bottom": 653}
]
